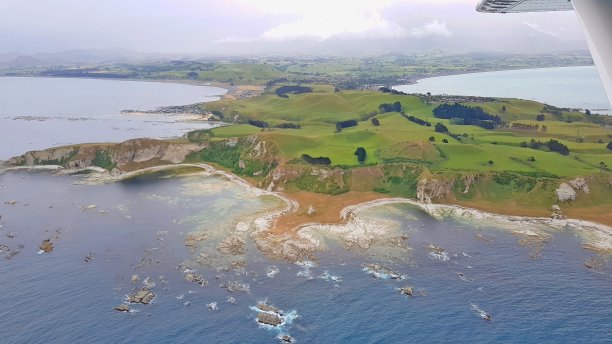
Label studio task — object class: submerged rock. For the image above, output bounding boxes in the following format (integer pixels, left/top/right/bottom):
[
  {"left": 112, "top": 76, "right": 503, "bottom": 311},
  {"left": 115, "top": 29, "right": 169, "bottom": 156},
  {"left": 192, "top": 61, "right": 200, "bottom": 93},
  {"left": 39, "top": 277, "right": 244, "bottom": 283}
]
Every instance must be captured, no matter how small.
[
  {"left": 363, "top": 263, "right": 405, "bottom": 280},
  {"left": 221, "top": 281, "right": 250, "bottom": 293},
  {"left": 84, "top": 253, "right": 94, "bottom": 262},
  {"left": 425, "top": 244, "right": 449, "bottom": 261},
  {"left": 39, "top": 239, "right": 54, "bottom": 253},
  {"left": 279, "top": 334, "right": 294, "bottom": 343},
  {"left": 127, "top": 288, "right": 155, "bottom": 304},
  {"left": 584, "top": 257, "right": 604, "bottom": 270},
  {"left": 114, "top": 304, "right": 130, "bottom": 312},
  {"left": 130, "top": 274, "right": 140, "bottom": 284}
]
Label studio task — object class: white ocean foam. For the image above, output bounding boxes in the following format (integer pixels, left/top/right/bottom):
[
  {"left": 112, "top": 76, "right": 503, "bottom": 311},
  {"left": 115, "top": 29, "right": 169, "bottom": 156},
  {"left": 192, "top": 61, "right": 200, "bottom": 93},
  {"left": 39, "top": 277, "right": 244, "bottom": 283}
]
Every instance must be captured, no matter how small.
[
  {"left": 428, "top": 251, "right": 450, "bottom": 262},
  {"left": 266, "top": 266, "right": 280, "bottom": 278},
  {"left": 295, "top": 261, "right": 316, "bottom": 279},
  {"left": 470, "top": 303, "right": 492, "bottom": 321}
]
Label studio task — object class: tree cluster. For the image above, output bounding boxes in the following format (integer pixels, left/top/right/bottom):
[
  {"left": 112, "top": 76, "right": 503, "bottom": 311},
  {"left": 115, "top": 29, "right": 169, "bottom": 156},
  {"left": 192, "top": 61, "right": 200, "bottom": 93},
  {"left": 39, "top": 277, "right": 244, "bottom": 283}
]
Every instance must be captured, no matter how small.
[
  {"left": 274, "top": 122, "right": 301, "bottom": 129},
  {"left": 378, "top": 102, "right": 402, "bottom": 113},
  {"left": 335, "top": 119, "right": 358, "bottom": 132},
  {"left": 511, "top": 123, "right": 540, "bottom": 131},
  {"left": 402, "top": 113, "right": 431, "bottom": 127},
  {"left": 520, "top": 139, "right": 570, "bottom": 155},
  {"left": 248, "top": 119, "right": 269, "bottom": 128},
  {"left": 433, "top": 103, "right": 501, "bottom": 129},
  {"left": 378, "top": 87, "right": 407, "bottom": 95},
  {"left": 275, "top": 85, "right": 313, "bottom": 98},
  {"left": 302, "top": 154, "right": 332, "bottom": 166}
]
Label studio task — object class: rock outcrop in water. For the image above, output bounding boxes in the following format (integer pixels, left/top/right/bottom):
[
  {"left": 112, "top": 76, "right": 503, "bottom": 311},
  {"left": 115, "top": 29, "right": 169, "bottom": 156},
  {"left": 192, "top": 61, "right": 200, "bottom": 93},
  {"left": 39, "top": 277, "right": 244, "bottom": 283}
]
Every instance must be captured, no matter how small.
[
  {"left": 127, "top": 288, "right": 155, "bottom": 304},
  {"left": 39, "top": 239, "right": 54, "bottom": 253}
]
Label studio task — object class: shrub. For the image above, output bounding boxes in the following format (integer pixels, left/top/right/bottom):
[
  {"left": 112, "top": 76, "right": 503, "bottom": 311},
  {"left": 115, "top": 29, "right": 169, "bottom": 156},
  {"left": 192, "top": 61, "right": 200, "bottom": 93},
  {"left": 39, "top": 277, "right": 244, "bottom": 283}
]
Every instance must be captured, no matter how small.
[
  {"left": 248, "top": 119, "right": 269, "bottom": 128},
  {"left": 434, "top": 123, "right": 448, "bottom": 133},
  {"left": 302, "top": 154, "right": 332, "bottom": 166},
  {"left": 354, "top": 147, "right": 367, "bottom": 164},
  {"left": 378, "top": 102, "right": 402, "bottom": 113}
]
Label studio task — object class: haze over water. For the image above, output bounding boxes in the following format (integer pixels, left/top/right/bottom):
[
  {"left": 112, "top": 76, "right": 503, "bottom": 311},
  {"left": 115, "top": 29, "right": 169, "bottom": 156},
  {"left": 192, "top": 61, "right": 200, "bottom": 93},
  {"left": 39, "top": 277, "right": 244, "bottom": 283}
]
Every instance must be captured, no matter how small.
[
  {"left": 0, "top": 77, "right": 226, "bottom": 160},
  {"left": 395, "top": 66, "right": 611, "bottom": 114}
]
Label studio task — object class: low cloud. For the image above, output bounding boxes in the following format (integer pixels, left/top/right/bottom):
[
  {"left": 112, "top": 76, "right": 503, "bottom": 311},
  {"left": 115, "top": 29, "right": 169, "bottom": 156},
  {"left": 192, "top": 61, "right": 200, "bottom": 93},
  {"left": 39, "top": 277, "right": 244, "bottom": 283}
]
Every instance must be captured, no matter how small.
[
  {"left": 217, "top": 0, "right": 406, "bottom": 42},
  {"left": 523, "top": 21, "right": 557, "bottom": 36},
  {"left": 410, "top": 20, "right": 453, "bottom": 39}
]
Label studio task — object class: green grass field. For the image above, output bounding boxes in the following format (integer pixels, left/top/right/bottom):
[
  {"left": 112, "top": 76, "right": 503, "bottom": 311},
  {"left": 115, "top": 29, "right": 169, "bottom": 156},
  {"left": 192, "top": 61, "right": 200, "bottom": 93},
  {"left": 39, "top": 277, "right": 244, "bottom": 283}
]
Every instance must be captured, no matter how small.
[{"left": 200, "top": 86, "right": 612, "bottom": 177}]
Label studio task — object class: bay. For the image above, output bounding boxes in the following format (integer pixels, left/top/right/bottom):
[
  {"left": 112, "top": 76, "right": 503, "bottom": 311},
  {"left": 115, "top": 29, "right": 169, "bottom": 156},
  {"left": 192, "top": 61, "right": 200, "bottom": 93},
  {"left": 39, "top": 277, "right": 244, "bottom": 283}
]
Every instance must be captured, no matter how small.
[
  {"left": 0, "top": 77, "right": 227, "bottom": 160},
  {"left": 394, "top": 66, "right": 611, "bottom": 114}
]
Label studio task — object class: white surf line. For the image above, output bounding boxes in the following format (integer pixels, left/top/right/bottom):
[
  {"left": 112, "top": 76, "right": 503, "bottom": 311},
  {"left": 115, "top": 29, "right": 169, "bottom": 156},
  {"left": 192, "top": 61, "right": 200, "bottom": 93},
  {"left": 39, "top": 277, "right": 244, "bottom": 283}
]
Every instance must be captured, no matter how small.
[
  {"left": 336, "top": 197, "right": 612, "bottom": 252},
  {"left": 2, "top": 163, "right": 610, "bottom": 251}
]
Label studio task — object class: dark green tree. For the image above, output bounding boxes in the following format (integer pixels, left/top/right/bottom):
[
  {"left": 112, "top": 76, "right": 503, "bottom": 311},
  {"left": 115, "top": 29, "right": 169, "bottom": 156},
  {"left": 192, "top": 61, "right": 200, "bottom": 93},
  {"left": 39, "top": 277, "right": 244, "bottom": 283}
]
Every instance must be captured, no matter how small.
[
  {"left": 354, "top": 147, "right": 367, "bottom": 164},
  {"left": 371, "top": 118, "right": 380, "bottom": 126},
  {"left": 434, "top": 122, "right": 448, "bottom": 133}
]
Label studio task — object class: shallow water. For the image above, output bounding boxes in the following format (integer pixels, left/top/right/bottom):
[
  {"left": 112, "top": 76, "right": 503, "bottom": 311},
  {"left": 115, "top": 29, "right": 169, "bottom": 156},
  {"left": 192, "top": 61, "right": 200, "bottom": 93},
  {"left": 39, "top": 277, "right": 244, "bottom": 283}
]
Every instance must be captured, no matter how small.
[
  {"left": 0, "top": 171, "right": 610, "bottom": 343},
  {"left": 394, "top": 66, "right": 611, "bottom": 114},
  {"left": 0, "top": 77, "right": 227, "bottom": 159}
]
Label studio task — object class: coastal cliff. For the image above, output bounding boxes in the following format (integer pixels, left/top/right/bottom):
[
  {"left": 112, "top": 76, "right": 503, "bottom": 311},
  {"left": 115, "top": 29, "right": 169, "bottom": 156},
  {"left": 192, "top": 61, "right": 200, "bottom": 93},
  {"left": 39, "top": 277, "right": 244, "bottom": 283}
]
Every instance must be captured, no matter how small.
[{"left": 3, "top": 135, "right": 611, "bottom": 227}]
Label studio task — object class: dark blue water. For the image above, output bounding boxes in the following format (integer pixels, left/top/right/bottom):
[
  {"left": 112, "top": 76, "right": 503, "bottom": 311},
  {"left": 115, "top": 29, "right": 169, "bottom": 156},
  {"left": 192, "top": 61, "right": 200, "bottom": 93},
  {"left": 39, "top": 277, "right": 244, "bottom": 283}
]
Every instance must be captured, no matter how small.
[{"left": 0, "top": 171, "right": 610, "bottom": 343}]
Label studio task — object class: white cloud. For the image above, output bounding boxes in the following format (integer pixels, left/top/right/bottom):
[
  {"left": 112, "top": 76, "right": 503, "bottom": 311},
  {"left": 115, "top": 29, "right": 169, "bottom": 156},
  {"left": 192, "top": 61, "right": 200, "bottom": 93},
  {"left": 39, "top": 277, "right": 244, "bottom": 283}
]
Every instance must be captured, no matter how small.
[
  {"left": 410, "top": 20, "right": 453, "bottom": 39},
  {"left": 217, "top": 0, "right": 407, "bottom": 42},
  {"left": 522, "top": 21, "right": 557, "bottom": 37}
]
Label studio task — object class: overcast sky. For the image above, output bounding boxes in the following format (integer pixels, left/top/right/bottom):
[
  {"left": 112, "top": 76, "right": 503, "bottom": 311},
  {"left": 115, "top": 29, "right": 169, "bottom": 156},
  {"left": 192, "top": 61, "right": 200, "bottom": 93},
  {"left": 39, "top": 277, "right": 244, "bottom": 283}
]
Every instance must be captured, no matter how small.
[{"left": 0, "top": 0, "right": 588, "bottom": 55}]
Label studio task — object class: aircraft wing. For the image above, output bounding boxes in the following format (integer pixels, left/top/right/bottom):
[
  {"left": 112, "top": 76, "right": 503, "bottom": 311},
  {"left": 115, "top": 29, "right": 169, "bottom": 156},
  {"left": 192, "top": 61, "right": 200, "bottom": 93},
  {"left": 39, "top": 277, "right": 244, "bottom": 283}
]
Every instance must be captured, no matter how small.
[
  {"left": 477, "top": 0, "right": 612, "bottom": 109},
  {"left": 476, "top": 0, "right": 574, "bottom": 13}
]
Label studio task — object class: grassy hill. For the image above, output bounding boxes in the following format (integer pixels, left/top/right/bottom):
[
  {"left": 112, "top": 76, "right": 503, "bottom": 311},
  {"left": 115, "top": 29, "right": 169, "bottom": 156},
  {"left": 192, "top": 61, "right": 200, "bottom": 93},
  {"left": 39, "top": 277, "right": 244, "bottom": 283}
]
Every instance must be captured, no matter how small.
[{"left": 198, "top": 86, "right": 612, "bottom": 177}]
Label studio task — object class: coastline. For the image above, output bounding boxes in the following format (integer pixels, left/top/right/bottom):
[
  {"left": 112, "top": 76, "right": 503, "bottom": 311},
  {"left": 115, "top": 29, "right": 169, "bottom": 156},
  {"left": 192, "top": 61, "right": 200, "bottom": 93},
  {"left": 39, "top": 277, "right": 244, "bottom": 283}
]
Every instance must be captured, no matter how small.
[
  {"left": 0, "top": 75, "right": 262, "bottom": 102},
  {"left": 5, "top": 163, "right": 610, "bottom": 255},
  {"left": 399, "top": 64, "right": 596, "bottom": 87},
  {"left": 0, "top": 74, "right": 231, "bottom": 90}
]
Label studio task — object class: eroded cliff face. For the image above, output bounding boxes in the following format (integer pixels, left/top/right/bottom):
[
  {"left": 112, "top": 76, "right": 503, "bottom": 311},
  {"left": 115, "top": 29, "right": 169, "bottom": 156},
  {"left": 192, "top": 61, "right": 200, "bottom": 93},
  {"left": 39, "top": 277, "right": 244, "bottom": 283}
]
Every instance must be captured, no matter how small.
[
  {"left": 3, "top": 136, "right": 610, "bottom": 224},
  {"left": 5, "top": 138, "right": 208, "bottom": 172},
  {"left": 416, "top": 177, "right": 454, "bottom": 203}
]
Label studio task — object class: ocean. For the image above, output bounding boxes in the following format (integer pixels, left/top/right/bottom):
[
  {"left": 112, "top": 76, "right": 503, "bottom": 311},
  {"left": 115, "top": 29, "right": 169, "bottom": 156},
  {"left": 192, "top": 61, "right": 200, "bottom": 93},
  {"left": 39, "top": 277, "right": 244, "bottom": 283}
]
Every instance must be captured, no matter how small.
[
  {"left": 0, "top": 77, "right": 226, "bottom": 160},
  {"left": 0, "top": 170, "right": 610, "bottom": 343},
  {"left": 0, "top": 75, "right": 610, "bottom": 343},
  {"left": 394, "top": 66, "right": 611, "bottom": 114}
]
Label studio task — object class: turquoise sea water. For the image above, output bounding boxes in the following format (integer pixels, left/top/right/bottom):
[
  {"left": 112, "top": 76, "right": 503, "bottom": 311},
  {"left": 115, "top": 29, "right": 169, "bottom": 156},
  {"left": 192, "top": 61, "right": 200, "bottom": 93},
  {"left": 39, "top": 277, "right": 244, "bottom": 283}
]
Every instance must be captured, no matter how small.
[{"left": 394, "top": 66, "right": 611, "bottom": 114}]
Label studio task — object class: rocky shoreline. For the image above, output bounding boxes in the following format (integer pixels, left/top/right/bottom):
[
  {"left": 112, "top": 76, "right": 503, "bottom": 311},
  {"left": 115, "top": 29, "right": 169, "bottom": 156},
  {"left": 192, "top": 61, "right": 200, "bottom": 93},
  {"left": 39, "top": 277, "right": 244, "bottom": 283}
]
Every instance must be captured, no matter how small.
[{"left": 4, "top": 163, "right": 610, "bottom": 259}]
